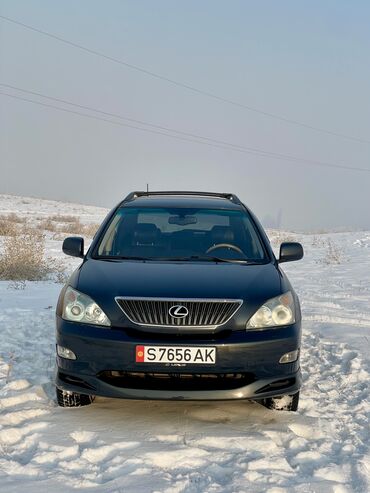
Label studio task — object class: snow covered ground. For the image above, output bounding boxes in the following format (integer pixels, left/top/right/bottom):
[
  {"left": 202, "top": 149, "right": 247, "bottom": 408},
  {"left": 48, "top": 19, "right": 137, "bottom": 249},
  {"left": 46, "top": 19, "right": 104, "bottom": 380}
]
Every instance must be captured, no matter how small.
[{"left": 0, "top": 194, "right": 369, "bottom": 492}]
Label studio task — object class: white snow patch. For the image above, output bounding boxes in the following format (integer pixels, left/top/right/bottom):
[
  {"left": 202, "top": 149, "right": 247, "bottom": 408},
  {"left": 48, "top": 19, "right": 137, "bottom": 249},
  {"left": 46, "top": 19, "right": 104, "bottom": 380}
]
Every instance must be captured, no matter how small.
[{"left": 0, "top": 195, "right": 369, "bottom": 492}]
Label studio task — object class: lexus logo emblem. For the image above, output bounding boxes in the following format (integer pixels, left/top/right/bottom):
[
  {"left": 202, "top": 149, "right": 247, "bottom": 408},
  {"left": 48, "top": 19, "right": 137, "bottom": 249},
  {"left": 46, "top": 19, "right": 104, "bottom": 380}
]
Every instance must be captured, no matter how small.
[{"left": 169, "top": 305, "right": 189, "bottom": 319}]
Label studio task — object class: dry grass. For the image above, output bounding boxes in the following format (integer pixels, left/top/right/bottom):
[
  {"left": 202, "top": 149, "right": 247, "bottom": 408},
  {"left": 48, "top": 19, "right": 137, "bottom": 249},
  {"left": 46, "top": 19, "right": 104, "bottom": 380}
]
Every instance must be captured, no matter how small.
[
  {"left": 63, "top": 218, "right": 99, "bottom": 236},
  {"left": 316, "top": 239, "right": 343, "bottom": 265},
  {"left": 323, "top": 239, "right": 343, "bottom": 264},
  {"left": 311, "top": 235, "right": 326, "bottom": 247},
  {"left": 0, "top": 228, "right": 66, "bottom": 282},
  {"left": 0, "top": 213, "right": 28, "bottom": 236},
  {"left": 0, "top": 211, "right": 98, "bottom": 283},
  {"left": 1, "top": 212, "right": 98, "bottom": 237},
  {"left": 49, "top": 214, "right": 77, "bottom": 223},
  {"left": 0, "top": 219, "right": 17, "bottom": 236},
  {"left": 39, "top": 218, "right": 57, "bottom": 232},
  {"left": 62, "top": 218, "right": 85, "bottom": 234},
  {"left": 268, "top": 230, "right": 296, "bottom": 247},
  {"left": 81, "top": 223, "right": 99, "bottom": 237},
  {"left": 39, "top": 216, "right": 99, "bottom": 237},
  {"left": 3, "top": 212, "right": 27, "bottom": 224}
]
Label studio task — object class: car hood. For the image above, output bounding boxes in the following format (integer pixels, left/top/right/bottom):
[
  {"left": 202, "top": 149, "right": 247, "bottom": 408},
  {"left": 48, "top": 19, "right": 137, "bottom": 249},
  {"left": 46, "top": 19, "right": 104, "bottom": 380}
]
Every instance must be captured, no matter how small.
[
  {"left": 74, "top": 259, "right": 283, "bottom": 326},
  {"left": 70, "top": 259, "right": 287, "bottom": 331}
]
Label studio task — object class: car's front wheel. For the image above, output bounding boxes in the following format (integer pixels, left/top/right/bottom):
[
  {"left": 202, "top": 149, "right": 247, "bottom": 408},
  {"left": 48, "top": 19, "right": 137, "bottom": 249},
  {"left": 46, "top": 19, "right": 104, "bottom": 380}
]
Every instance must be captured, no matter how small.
[
  {"left": 56, "top": 387, "right": 94, "bottom": 407},
  {"left": 259, "top": 391, "right": 299, "bottom": 411}
]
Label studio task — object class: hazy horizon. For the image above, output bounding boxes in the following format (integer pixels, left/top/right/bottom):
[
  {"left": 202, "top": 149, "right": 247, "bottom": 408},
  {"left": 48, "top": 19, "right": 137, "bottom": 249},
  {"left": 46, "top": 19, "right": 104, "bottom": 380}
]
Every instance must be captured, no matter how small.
[{"left": 1, "top": 1, "right": 370, "bottom": 231}]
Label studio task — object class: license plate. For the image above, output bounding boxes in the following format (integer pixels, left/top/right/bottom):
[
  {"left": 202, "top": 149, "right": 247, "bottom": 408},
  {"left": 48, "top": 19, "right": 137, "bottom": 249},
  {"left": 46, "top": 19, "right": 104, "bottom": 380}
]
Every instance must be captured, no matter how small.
[{"left": 135, "top": 345, "right": 216, "bottom": 364}]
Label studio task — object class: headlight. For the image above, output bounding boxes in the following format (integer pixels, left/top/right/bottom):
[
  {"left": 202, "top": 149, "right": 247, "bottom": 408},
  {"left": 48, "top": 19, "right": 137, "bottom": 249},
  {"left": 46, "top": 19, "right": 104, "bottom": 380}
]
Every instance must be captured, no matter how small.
[
  {"left": 62, "top": 286, "right": 111, "bottom": 326},
  {"left": 246, "top": 292, "right": 295, "bottom": 329}
]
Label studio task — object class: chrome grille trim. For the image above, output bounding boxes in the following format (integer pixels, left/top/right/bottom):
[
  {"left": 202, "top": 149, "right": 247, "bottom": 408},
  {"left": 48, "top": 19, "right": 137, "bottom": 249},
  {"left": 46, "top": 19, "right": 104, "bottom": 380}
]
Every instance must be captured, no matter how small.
[{"left": 115, "top": 297, "right": 243, "bottom": 328}]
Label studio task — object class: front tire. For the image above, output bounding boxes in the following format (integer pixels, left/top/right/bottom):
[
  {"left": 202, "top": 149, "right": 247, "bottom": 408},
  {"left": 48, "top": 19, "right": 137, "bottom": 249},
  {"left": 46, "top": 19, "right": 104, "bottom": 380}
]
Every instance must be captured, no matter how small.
[
  {"left": 56, "top": 387, "right": 94, "bottom": 407},
  {"left": 259, "top": 391, "right": 299, "bottom": 411}
]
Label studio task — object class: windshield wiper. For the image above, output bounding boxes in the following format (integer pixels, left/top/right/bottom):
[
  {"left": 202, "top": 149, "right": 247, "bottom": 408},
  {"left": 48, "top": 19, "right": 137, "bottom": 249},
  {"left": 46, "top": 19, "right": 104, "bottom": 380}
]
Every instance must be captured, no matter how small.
[
  {"left": 99, "top": 255, "right": 255, "bottom": 264},
  {"left": 193, "top": 255, "right": 249, "bottom": 263},
  {"left": 100, "top": 256, "right": 153, "bottom": 261},
  {"left": 161, "top": 255, "right": 249, "bottom": 264}
]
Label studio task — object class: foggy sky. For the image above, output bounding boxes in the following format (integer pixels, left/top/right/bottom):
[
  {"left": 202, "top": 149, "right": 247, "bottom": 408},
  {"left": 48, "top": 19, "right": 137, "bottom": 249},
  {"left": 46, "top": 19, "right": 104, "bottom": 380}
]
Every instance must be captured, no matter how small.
[{"left": 1, "top": 0, "right": 369, "bottom": 231}]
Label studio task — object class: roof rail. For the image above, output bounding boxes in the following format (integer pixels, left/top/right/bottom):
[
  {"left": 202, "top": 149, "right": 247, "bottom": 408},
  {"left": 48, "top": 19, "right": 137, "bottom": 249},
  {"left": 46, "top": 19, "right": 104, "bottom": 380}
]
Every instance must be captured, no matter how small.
[{"left": 122, "top": 191, "right": 242, "bottom": 205}]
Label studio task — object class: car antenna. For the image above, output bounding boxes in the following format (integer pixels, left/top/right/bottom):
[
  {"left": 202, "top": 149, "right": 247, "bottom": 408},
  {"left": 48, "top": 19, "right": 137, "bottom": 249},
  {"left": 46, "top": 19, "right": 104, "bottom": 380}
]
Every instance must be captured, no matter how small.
[{"left": 146, "top": 183, "right": 149, "bottom": 195}]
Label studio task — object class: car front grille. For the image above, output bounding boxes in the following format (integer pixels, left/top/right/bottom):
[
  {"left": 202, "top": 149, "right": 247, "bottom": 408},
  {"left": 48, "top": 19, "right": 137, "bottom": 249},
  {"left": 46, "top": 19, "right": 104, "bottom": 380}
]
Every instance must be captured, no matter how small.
[
  {"left": 115, "top": 297, "right": 242, "bottom": 327},
  {"left": 99, "top": 371, "right": 255, "bottom": 391}
]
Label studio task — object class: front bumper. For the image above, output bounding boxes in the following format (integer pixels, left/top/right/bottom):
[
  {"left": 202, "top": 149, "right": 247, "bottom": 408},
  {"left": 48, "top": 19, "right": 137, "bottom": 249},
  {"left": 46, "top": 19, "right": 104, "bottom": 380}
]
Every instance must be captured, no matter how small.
[{"left": 56, "top": 316, "right": 302, "bottom": 401}]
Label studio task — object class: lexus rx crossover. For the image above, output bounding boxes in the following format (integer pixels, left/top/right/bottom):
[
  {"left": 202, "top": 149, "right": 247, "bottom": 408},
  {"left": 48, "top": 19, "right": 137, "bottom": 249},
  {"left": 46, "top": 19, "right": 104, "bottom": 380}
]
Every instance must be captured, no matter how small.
[{"left": 56, "top": 191, "right": 303, "bottom": 411}]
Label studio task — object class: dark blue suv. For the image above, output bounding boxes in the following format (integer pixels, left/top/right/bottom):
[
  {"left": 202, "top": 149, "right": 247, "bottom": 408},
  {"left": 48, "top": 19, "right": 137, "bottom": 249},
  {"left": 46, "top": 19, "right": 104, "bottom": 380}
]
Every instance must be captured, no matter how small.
[{"left": 56, "top": 191, "right": 303, "bottom": 411}]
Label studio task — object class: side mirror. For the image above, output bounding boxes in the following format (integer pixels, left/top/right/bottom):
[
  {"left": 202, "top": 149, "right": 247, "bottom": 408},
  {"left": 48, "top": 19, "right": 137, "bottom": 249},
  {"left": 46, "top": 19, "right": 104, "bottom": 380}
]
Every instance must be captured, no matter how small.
[
  {"left": 279, "top": 242, "right": 303, "bottom": 263},
  {"left": 62, "top": 236, "right": 84, "bottom": 258}
]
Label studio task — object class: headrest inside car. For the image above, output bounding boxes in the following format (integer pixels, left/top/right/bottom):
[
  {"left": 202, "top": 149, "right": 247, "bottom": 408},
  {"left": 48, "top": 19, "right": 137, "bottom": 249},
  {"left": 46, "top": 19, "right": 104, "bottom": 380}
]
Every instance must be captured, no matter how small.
[
  {"left": 211, "top": 226, "right": 235, "bottom": 244},
  {"left": 133, "top": 223, "right": 159, "bottom": 245}
]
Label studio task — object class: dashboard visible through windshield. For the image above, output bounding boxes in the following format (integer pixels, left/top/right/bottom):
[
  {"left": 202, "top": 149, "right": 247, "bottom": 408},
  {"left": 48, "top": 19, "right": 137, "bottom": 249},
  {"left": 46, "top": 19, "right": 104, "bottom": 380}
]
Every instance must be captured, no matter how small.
[{"left": 96, "top": 207, "right": 267, "bottom": 262}]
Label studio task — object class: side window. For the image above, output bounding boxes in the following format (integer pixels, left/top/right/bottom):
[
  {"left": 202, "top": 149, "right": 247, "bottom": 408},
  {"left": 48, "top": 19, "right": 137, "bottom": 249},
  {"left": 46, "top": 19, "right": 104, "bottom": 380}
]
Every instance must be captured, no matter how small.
[
  {"left": 97, "top": 213, "right": 122, "bottom": 255},
  {"left": 242, "top": 215, "right": 265, "bottom": 259}
]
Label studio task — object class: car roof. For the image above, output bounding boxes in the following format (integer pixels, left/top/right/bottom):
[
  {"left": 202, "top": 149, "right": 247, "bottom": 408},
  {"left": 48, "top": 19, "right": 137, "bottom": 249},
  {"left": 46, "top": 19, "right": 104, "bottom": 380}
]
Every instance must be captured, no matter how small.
[{"left": 120, "top": 193, "right": 244, "bottom": 210}]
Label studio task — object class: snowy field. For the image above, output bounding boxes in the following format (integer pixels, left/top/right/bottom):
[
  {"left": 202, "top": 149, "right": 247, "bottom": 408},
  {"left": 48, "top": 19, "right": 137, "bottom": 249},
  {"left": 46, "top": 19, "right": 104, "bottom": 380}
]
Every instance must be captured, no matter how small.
[{"left": 0, "top": 194, "right": 369, "bottom": 492}]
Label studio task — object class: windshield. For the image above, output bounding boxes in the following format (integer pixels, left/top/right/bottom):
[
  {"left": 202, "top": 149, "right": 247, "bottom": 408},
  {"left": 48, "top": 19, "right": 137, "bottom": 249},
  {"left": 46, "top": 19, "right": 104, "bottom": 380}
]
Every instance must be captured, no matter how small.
[{"left": 96, "top": 207, "right": 268, "bottom": 262}]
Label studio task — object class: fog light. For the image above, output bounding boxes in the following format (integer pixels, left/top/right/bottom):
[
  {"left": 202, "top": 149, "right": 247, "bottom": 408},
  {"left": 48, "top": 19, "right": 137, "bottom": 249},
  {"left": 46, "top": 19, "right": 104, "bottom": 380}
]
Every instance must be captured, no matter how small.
[
  {"left": 279, "top": 349, "right": 299, "bottom": 364},
  {"left": 57, "top": 345, "right": 76, "bottom": 360}
]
